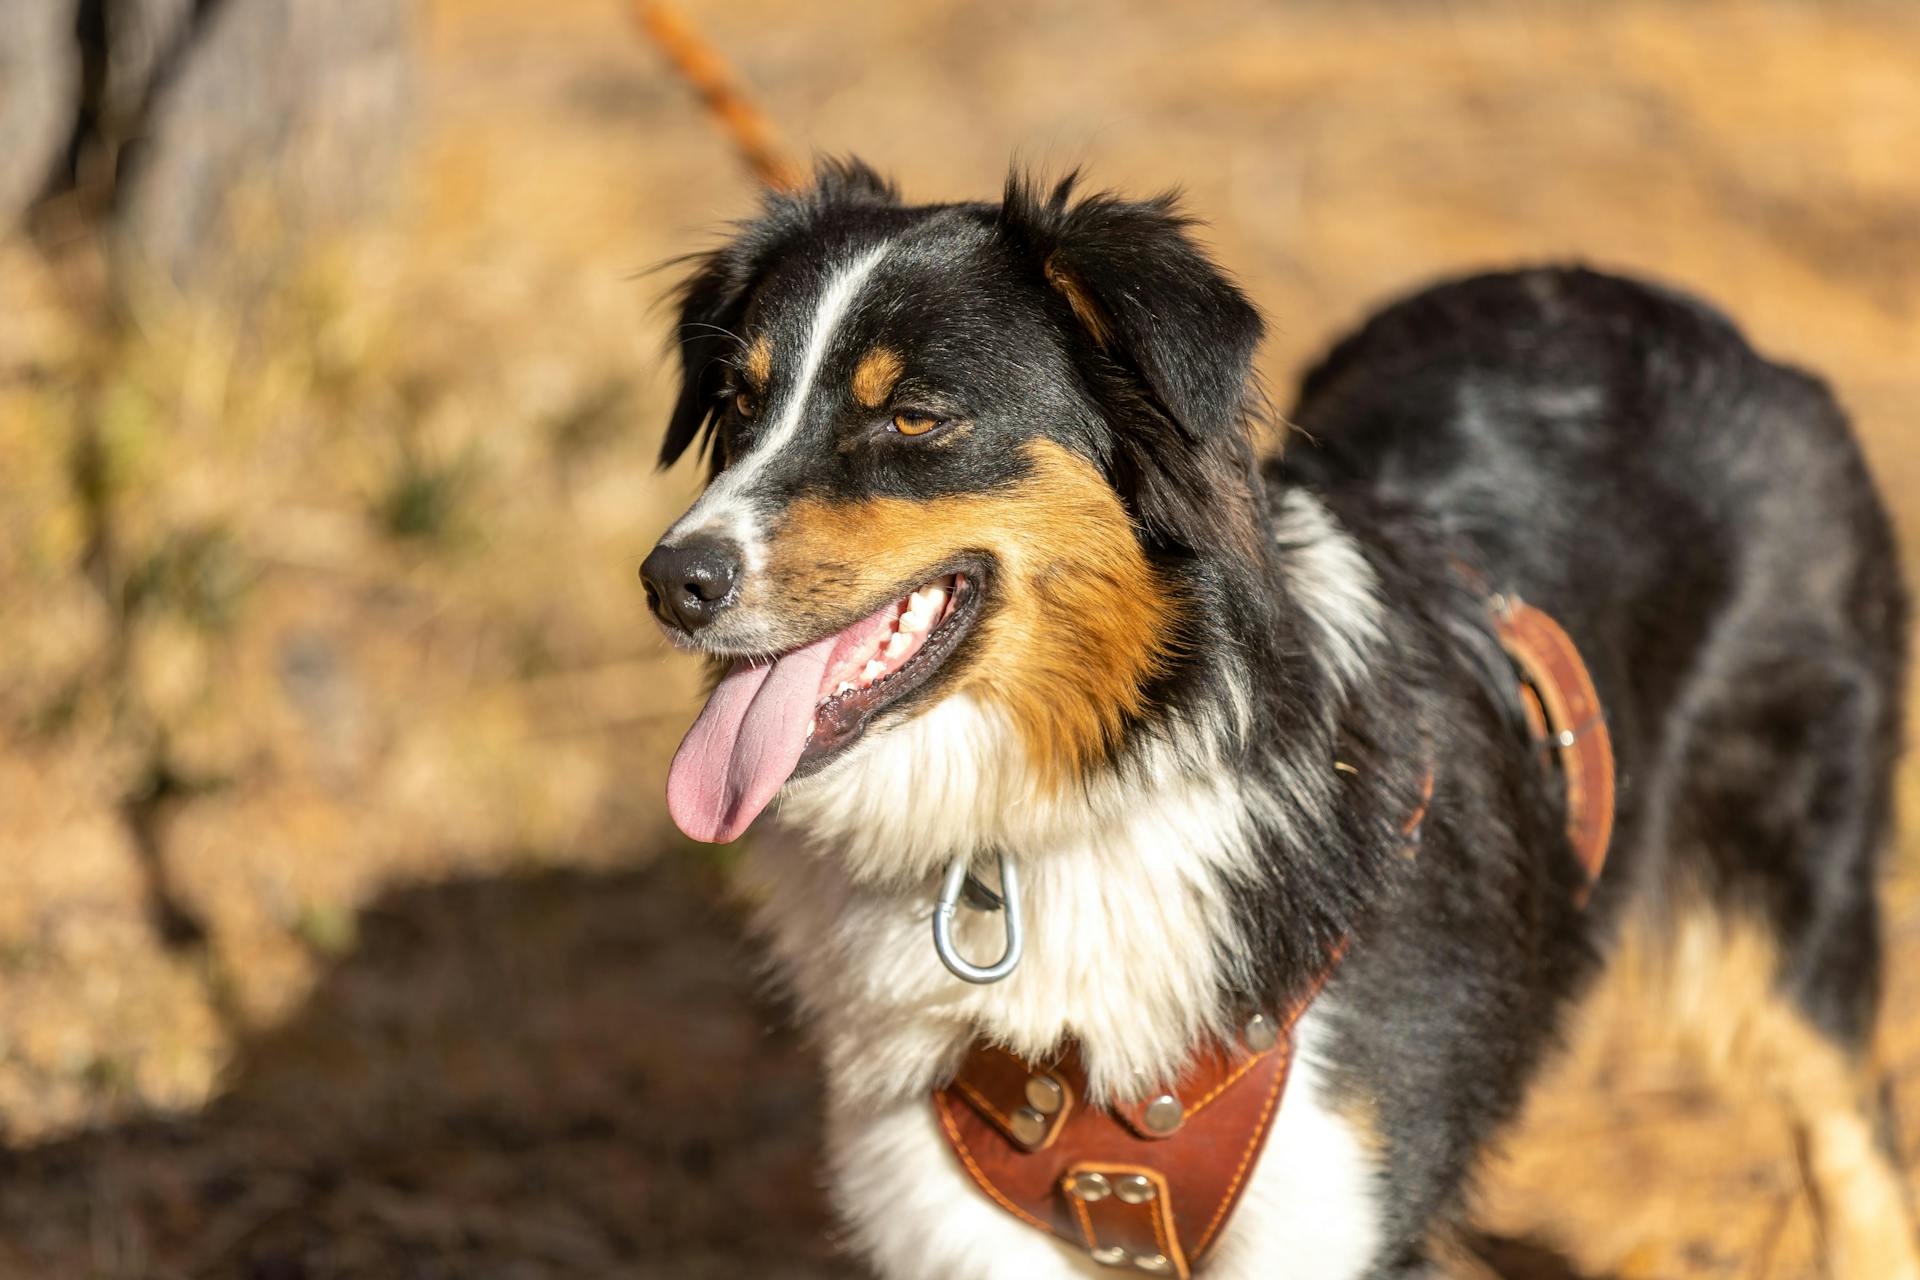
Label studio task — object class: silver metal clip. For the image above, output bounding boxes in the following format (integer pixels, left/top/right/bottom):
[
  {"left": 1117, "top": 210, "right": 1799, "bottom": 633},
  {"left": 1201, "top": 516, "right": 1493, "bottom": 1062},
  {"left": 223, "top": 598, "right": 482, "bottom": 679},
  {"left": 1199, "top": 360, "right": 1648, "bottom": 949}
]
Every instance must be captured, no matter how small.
[{"left": 932, "top": 850, "right": 1023, "bottom": 984}]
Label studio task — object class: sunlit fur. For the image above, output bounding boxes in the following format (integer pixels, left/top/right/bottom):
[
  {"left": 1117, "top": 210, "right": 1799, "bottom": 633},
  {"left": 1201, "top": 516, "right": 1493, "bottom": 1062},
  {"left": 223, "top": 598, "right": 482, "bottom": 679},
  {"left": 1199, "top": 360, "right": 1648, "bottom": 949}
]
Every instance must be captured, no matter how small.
[
  {"left": 1563, "top": 894, "right": 1920, "bottom": 1279},
  {"left": 762, "top": 441, "right": 1178, "bottom": 787},
  {"left": 760, "top": 717, "right": 1276, "bottom": 1101},
  {"left": 751, "top": 486, "right": 1394, "bottom": 1275},
  {"left": 648, "top": 162, "right": 1913, "bottom": 1278},
  {"left": 1271, "top": 488, "right": 1386, "bottom": 694}
]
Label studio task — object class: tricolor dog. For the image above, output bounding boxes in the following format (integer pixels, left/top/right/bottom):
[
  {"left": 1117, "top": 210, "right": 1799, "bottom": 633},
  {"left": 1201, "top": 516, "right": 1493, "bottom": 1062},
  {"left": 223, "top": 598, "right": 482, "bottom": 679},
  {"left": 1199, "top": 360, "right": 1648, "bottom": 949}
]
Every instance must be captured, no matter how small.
[{"left": 639, "top": 160, "right": 1918, "bottom": 1278}]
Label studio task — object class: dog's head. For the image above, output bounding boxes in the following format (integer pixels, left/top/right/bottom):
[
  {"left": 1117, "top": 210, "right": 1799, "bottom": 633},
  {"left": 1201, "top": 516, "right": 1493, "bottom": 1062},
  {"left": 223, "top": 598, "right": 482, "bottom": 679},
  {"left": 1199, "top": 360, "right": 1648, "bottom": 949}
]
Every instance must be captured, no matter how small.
[{"left": 644, "top": 161, "right": 1265, "bottom": 847}]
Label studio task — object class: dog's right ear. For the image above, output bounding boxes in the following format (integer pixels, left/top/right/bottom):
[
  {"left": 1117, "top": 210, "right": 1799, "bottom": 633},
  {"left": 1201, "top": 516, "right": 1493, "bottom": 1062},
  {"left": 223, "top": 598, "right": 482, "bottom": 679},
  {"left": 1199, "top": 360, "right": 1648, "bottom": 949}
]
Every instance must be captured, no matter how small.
[
  {"left": 998, "top": 171, "right": 1266, "bottom": 553},
  {"left": 660, "top": 157, "right": 901, "bottom": 474}
]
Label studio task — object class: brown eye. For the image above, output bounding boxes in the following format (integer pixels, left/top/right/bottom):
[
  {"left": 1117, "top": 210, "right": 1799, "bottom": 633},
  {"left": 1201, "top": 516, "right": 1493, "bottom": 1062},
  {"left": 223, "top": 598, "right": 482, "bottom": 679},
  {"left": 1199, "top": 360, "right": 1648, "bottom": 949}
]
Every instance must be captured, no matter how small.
[
  {"left": 734, "top": 391, "right": 758, "bottom": 419},
  {"left": 892, "top": 411, "right": 941, "bottom": 437}
]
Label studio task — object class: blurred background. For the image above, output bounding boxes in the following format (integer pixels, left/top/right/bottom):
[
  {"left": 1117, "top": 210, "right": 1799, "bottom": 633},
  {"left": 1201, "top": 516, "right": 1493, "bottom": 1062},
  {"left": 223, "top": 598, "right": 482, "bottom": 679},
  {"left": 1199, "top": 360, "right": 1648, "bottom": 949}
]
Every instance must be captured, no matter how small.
[{"left": 1, "top": 1, "right": 1917, "bottom": 1276}]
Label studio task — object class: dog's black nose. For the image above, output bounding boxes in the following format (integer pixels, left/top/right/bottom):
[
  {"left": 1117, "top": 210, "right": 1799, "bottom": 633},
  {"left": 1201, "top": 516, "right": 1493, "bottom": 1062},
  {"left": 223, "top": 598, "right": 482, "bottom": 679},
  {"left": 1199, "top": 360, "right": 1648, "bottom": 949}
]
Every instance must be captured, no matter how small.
[{"left": 640, "top": 535, "right": 743, "bottom": 633}]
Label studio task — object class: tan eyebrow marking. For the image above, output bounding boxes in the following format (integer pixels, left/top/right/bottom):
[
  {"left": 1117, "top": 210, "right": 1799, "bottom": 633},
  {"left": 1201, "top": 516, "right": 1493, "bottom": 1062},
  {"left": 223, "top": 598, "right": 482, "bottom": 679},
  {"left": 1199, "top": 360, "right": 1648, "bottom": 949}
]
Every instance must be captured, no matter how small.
[
  {"left": 744, "top": 333, "right": 772, "bottom": 388},
  {"left": 851, "top": 345, "right": 904, "bottom": 408}
]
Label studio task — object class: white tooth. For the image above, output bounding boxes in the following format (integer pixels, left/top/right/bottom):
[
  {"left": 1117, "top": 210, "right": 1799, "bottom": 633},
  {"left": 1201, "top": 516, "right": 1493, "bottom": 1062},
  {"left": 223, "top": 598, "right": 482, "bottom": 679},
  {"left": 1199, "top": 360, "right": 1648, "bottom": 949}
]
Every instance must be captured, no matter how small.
[
  {"left": 924, "top": 586, "right": 947, "bottom": 609},
  {"left": 885, "top": 631, "right": 913, "bottom": 658},
  {"left": 900, "top": 612, "right": 929, "bottom": 635},
  {"left": 861, "top": 659, "right": 885, "bottom": 682},
  {"left": 836, "top": 681, "right": 855, "bottom": 696}
]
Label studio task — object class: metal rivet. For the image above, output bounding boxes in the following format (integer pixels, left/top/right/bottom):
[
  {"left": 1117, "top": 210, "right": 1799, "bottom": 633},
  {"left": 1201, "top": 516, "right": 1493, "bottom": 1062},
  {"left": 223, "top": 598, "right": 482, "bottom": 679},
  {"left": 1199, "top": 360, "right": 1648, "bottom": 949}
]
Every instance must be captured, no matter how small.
[
  {"left": 1089, "top": 1245, "right": 1130, "bottom": 1267},
  {"left": 1135, "top": 1254, "right": 1173, "bottom": 1274},
  {"left": 1143, "top": 1093, "right": 1183, "bottom": 1134},
  {"left": 1114, "top": 1174, "right": 1156, "bottom": 1204},
  {"left": 1008, "top": 1106, "right": 1047, "bottom": 1146},
  {"left": 1244, "top": 1011, "right": 1278, "bottom": 1052},
  {"left": 1067, "top": 1171, "right": 1112, "bottom": 1202},
  {"left": 1025, "top": 1074, "right": 1064, "bottom": 1115}
]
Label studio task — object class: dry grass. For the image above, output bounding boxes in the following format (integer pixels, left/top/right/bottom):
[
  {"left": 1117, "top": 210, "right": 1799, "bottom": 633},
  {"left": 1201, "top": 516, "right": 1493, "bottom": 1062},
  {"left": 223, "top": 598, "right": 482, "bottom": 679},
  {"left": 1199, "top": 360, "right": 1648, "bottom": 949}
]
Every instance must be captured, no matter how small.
[{"left": 1, "top": 0, "right": 1918, "bottom": 1276}]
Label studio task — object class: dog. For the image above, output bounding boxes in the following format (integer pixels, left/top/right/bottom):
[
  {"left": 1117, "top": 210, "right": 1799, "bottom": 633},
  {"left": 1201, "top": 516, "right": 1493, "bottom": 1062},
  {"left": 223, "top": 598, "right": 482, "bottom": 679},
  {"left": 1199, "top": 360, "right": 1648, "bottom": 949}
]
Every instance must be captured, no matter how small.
[{"left": 639, "top": 159, "right": 1918, "bottom": 1279}]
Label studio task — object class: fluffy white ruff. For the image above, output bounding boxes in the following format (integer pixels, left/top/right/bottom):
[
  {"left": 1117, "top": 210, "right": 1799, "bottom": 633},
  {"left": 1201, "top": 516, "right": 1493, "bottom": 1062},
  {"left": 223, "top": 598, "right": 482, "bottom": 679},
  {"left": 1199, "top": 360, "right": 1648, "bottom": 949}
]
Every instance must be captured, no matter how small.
[
  {"left": 1272, "top": 487, "right": 1386, "bottom": 694},
  {"left": 750, "top": 705, "right": 1259, "bottom": 1103}
]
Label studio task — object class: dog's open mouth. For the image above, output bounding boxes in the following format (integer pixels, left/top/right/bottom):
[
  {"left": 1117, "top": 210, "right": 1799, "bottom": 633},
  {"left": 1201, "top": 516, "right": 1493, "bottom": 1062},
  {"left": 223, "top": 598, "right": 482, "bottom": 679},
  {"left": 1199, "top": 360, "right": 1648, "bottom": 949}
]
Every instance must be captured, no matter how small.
[
  {"left": 666, "top": 570, "right": 981, "bottom": 842},
  {"left": 800, "top": 570, "right": 977, "bottom": 769}
]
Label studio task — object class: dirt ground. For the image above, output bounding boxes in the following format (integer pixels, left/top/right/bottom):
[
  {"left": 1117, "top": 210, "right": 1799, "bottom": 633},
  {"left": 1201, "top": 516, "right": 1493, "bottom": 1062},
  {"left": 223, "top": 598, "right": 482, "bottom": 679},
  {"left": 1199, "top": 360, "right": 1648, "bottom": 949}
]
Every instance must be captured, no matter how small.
[{"left": 2, "top": 1, "right": 1920, "bottom": 1276}]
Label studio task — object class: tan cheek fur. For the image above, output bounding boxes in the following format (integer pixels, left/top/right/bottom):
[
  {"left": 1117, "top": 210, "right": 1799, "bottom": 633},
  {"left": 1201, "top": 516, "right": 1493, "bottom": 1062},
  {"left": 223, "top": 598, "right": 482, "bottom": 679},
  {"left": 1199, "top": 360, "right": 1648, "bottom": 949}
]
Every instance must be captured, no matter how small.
[{"left": 761, "top": 440, "right": 1176, "bottom": 785}]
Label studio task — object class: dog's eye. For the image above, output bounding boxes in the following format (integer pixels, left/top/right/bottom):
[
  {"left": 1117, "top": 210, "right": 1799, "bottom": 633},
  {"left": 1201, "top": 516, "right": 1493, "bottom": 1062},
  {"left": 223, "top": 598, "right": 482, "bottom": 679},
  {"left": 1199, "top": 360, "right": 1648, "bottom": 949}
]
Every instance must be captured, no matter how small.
[
  {"left": 734, "top": 391, "right": 759, "bottom": 420},
  {"left": 891, "top": 411, "right": 942, "bottom": 437}
]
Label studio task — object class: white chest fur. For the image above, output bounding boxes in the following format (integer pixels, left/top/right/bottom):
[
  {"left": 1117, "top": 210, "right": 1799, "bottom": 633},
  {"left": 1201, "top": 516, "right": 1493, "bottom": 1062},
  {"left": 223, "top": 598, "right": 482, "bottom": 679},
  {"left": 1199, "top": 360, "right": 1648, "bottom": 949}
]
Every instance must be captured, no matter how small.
[
  {"left": 748, "top": 716, "right": 1267, "bottom": 1106},
  {"left": 743, "top": 788, "right": 1385, "bottom": 1279}
]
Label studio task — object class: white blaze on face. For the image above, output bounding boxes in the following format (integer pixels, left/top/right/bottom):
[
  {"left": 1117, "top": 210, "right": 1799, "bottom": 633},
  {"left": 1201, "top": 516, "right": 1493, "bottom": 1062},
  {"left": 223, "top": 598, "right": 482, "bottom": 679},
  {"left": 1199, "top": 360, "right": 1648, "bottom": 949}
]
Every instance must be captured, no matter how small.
[
  {"left": 664, "top": 240, "right": 894, "bottom": 566},
  {"left": 659, "top": 240, "right": 900, "bottom": 845}
]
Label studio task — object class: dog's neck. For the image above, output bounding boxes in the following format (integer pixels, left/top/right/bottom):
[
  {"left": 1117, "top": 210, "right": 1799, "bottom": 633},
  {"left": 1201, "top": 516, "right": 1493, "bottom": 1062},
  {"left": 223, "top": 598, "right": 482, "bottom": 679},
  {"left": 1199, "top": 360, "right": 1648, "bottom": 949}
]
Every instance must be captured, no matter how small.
[
  {"left": 749, "top": 487, "right": 1398, "bottom": 1107},
  {"left": 749, "top": 742, "right": 1266, "bottom": 1106}
]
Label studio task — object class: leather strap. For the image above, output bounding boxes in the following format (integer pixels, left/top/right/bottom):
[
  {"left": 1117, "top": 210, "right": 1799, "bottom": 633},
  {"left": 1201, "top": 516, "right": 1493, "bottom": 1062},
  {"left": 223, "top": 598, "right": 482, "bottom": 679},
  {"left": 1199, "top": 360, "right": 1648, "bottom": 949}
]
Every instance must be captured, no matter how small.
[
  {"left": 949, "top": 1042, "right": 1076, "bottom": 1152},
  {"left": 930, "top": 818, "right": 1395, "bottom": 1273},
  {"left": 935, "top": 1019, "right": 1294, "bottom": 1276},
  {"left": 1489, "top": 595, "right": 1615, "bottom": 899},
  {"left": 1066, "top": 1164, "right": 1187, "bottom": 1275}
]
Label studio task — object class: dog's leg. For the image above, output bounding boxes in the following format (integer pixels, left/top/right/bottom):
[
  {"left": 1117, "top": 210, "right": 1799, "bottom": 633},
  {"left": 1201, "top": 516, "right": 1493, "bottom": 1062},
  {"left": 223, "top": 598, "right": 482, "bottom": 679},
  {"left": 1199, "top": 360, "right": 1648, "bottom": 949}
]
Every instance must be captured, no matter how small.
[
  {"left": 1606, "top": 900, "right": 1916, "bottom": 1280},
  {"left": 1657, "top": 648, "right": 1918, "bottom": 1280},
  {"left": 1780, "top": 1041, "right": 1917, "bottom": 1280},
  {"left": 1733, "top": 935, "right": 1914, "bottom": 1280}
]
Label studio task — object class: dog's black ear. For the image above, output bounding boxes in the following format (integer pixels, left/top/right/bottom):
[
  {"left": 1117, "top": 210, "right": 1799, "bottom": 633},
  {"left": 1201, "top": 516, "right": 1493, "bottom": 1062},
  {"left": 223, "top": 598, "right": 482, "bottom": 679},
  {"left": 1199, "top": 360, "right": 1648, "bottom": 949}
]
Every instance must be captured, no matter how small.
[
  {"left": 660, "top": 157, "right": 902, "bottom": 474},
  {"left": 999, "top": 173, "right": 1266, "bottom": 550},
  {"left": 659, "top": 245, "right": 757, "bottom": 473}
]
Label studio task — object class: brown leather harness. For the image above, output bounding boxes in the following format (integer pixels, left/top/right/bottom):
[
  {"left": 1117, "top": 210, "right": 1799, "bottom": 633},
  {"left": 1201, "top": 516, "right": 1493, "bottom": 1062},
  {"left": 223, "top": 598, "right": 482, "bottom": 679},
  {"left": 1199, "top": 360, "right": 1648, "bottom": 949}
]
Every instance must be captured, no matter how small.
[{"left": 932, "top": 594, "right": 1615, "bottom": 1276}]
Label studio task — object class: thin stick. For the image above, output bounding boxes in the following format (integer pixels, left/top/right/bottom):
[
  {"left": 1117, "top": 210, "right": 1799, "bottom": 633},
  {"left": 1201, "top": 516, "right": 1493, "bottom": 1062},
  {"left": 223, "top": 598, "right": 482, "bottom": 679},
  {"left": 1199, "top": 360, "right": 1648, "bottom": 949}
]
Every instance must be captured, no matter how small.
[{"left": 629, "top": 0, "right": 802, "bottom": 192}]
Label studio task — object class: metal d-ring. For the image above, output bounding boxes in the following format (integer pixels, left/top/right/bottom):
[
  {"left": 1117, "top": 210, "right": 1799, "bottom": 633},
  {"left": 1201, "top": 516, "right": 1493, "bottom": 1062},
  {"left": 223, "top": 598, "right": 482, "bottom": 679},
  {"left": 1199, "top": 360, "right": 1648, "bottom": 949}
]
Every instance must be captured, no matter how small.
[{"left": 932, "top": 850, "right": 1024, "bottom": 984}]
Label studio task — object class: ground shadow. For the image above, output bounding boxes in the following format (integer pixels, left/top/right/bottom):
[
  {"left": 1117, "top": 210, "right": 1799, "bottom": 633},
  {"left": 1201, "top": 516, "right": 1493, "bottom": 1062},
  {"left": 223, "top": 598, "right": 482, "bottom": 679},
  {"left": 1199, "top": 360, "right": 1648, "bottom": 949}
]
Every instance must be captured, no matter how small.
[
  {"left": 0, "top": 859, "right": 838, "bottom": 1279},
  {"left": 0, "top": 858, "right": 1608, "bottom": 1279}
]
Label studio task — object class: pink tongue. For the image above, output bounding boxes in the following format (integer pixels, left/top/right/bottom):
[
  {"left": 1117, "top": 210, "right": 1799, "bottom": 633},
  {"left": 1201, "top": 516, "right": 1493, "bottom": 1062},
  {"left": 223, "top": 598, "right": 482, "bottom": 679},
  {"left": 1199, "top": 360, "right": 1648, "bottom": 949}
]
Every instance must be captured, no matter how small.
[{"left": 666, "top": 634, "right": 837, "bottom": 843}]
